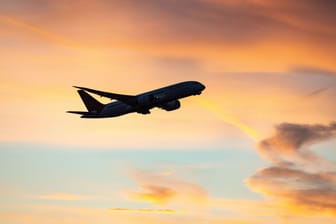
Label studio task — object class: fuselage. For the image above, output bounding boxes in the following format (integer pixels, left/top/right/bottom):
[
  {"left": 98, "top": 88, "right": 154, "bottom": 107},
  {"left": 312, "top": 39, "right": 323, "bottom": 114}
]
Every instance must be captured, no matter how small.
[{"left": 81, "top": 81, "right": 205, "bottom": 118}]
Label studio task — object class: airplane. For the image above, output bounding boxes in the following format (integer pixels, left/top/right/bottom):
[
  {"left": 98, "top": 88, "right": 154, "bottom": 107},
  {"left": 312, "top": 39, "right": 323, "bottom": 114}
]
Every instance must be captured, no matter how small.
[{"left": 67, "top": 81, "right": 206, "bottom": 118}]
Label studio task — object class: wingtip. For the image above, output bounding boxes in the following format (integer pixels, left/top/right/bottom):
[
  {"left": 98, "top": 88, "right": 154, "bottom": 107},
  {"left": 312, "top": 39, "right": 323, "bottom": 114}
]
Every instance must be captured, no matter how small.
[{"left": 73, "top": 86, "right": 88, "bottom": 91}]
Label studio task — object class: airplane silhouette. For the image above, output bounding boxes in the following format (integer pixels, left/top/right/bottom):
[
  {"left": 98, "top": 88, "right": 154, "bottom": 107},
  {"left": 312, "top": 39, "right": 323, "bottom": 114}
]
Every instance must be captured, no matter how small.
[{"left": 68, "top": 81, "right": 205, "bottom": 118}]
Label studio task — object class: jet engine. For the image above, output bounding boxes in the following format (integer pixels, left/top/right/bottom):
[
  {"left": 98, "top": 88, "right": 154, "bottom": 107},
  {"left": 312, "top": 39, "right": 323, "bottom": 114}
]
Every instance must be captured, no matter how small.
[{"left": 159, "top": 100, "right": 181, "bottom": 111}]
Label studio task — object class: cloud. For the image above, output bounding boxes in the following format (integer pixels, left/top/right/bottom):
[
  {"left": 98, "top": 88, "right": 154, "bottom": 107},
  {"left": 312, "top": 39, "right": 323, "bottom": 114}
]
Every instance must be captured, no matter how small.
[
  {"left": 129, "top": 185, "right": 176, "bottom": 205},
  {"left": 306, "top": 87, "right": 332, "bottom": 97},
  {"left": 0, "top": 204, "right": 182, "bottom": 224},
  {"left": 248, "top": 0, "right": 336, "bottom": 38},
  {"left": 290, "top": 65, "right": 336, "bottom": 77},
  {"left": 257, "top": 122, "right": 336, "bottom": 164},
  {"left": 111, "top": 0, "right": 336, "bottom": 45},
  {"left": 2, "top": 0, "right": 336, "bottom": 46},
  {"left": 247, "top": 167, "right": 336, "bottom": 215},
  {"left": 126, "top": 169, "right": 208, "bottom": 205},
  {"left": 109, "top": 208, "right": 176, "bottom": 214},
  {"left": 1, "top": 0, "right": 336, "bottom": 73},
  {"left": 0, "top": 14, "right": 79, "bottom": 47},
  {"left": 247, "top": 121, "right": 336, "bottom": 215},
  {"left": 32, "top": 193, "right": 98, "bottom": 201}
]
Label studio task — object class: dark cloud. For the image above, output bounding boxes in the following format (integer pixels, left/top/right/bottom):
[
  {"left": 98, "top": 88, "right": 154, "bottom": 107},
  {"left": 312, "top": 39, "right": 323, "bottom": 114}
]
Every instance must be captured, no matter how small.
[
  {"left": 251, "top": 167, "right": 336, "bottom": 189},
  {"left": 248, "top": 167, "right": 336, "bottom": 212},
  {"left": 290, "top": 65, "right": 336, "bottom": 77},
  {"left": 250, "top": 0, "right": 336, "bottom": 38},
  {"left": 258, "top": 122, "right": 336, "bottom": 164},
  {"left": 102, "top": 0, "right": 285, "bottom": 44},
  {"left": 306, "top": 87, "right": 332, "bottom": 97},
  {"left": 3, "top": 0, "right": 336, "bottom": 45},
  {"left": 247, "top": 121, "right": 336, "bottom": 214},
  {"left": 112, "top": 0, "right": 336, "bottom": 44}
]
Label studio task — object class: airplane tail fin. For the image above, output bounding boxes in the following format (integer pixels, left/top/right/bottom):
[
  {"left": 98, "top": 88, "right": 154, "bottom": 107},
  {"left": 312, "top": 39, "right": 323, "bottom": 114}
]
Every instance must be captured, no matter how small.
[{"left": 77, "top": 90, "right": 105, "bottom": 113}]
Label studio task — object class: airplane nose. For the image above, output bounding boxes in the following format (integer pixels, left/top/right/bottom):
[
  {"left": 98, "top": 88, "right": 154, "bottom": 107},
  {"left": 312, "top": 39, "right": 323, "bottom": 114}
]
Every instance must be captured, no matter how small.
[{"left": 199, "top": 83, "right": 206, "bottom": 91}]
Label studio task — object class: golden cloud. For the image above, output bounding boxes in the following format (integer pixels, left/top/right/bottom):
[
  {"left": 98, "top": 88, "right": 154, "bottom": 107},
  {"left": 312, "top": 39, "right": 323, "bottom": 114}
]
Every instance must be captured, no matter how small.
[
  {"left": 247, "top": 121, "right": 336, "bottom": 216},
  {"left": 129, "top": 185, "right": 176, "bottom": 205},
  {"left": 33, "top": 193, "right": 93, "bottom": 201},
  {"left": 126, "top": 169, "right": 208, "bottom": 206},
  {"left": 109, "top": 207, "right": 176, "bottom": 214}
]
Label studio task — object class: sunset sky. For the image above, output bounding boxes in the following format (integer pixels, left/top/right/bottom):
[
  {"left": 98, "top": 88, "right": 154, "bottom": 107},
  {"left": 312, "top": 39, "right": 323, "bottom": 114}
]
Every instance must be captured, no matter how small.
[{"left": 1, "top": 0, "right": 336, "bottom": 223}]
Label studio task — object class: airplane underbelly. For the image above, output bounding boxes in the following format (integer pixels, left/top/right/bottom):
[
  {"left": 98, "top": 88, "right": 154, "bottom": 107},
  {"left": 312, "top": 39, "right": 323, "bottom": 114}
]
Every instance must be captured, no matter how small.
[{"left": 101, "top": 103, "right": 133, "bottom": 117}]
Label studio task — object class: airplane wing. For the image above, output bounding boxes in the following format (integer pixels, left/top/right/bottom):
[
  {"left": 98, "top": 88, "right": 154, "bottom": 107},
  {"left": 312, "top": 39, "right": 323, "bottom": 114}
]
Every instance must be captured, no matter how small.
[{"left": 73, "top": 86, "right": 137, "bottom": 105}]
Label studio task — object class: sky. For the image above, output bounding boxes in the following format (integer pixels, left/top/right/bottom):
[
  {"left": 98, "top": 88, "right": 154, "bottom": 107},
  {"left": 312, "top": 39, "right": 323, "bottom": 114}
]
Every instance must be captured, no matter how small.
[{"left": 0, "top": 0, "right": 336, "bottom": 223}]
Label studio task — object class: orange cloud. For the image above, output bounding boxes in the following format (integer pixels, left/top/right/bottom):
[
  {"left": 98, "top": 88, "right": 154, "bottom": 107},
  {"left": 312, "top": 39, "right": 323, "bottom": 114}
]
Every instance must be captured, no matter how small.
[
  {"left": 2, "top": 0, "right": 336, "bottom": 72},
  {"left": 0, "top": 204, "right": 181, "bottom": 224},
  {"left": 126, "top": 169, "right": 208, "bottom": 206},
  {"left": 32, "top": 193, "right": 95, "bottom": 201},
  {"left": 0, "top": 14, "right": 79, "bottom": 47},
  {"left": 3, "top": 204, "right": 335, "bottom": 224},
  {"left": 129, "top": 185, "right": 176, "bottom": 205},
  {"left": 246, "top": 167, "right": 336, "bottom": 216},
  {"left": 109, "top": 208, "right": 176, "bottom": 214},
  {"left": 250, "top": 0, "right": 336, "bottom": 36},
  {"left": 247, "top": 121, "right": 336, "bottom": 216}
]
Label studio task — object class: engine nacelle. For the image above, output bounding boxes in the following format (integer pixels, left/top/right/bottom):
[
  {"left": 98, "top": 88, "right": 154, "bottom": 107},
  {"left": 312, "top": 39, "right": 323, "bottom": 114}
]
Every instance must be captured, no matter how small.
[{"left": 160, "top": 100, "right": 181, "bottom": 111}]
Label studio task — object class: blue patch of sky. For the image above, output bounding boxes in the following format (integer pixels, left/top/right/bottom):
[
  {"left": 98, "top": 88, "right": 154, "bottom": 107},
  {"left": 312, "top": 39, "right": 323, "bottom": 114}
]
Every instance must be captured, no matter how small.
[
  {"left": 0, "top": 142, "right": 267, "bottom": 208},
  {"left": 312, "top": 140, "right": 336, "bottom": 162}
]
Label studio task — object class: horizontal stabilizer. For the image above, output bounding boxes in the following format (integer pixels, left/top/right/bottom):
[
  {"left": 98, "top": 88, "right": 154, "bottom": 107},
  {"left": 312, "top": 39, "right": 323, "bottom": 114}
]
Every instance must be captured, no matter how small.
[
  {"left": 67, "top": 111, "right": 89, "bottom": 115},
  {"left": 73, "top": 86, "right": 137, "bottom": 105}
]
